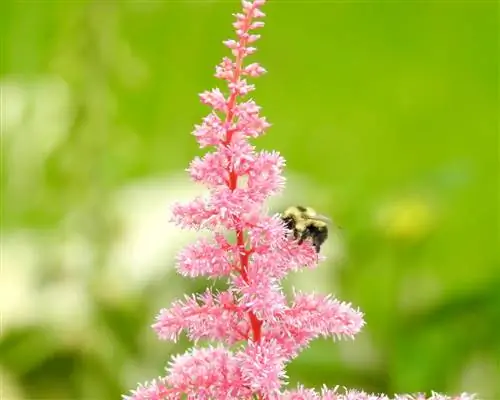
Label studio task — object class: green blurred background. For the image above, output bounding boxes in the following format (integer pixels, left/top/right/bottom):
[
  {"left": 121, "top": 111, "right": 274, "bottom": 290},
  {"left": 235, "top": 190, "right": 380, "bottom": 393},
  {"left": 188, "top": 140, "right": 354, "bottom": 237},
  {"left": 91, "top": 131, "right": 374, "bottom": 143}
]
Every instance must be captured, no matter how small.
[{"left": 1, "top": 0, "right": 498, "bottom": 399}]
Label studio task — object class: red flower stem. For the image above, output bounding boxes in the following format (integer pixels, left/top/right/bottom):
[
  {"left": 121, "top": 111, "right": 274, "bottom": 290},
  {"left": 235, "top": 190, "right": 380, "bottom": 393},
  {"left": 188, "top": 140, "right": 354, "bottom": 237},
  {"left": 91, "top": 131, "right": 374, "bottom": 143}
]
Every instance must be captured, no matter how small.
[
  {"left": 225, "top": 141, "right": 263, "bottom": 343},
  {"left": 227, "top": 169, "right": 263, "bottom": 343},
  {"left": 237, "top": 231, "right": 263, "bottom": 342},
  {"left": 223, "top": 3, "right": 263, "bottom": 345}
]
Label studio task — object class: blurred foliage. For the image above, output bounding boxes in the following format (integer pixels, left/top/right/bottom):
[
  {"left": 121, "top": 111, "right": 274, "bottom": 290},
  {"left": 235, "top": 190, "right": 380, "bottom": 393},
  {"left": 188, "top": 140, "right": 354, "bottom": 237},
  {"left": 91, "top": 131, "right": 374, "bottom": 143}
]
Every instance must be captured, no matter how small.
[{"left": 1, "top": 0, "right": 498, "bottom": 399}]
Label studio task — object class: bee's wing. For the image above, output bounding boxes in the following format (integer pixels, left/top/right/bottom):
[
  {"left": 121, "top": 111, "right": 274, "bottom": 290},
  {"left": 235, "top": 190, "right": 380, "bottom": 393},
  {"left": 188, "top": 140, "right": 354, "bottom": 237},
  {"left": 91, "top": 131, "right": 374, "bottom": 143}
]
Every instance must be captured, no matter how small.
[{"left": 314, "top": 214, "right": 332, "bottom": 223}]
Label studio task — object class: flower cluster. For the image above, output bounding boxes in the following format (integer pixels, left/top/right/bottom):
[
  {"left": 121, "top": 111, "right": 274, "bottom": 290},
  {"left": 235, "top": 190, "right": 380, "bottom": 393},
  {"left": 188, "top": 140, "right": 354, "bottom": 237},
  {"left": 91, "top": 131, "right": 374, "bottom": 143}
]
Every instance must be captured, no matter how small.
[{"left": 124, "top": 1, "right": 475, "bottom": 399}]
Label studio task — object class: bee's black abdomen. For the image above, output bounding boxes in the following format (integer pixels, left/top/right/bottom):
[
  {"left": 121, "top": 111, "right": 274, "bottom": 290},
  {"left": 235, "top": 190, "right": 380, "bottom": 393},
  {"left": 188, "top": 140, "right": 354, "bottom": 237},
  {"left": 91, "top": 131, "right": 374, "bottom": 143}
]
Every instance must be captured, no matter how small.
[
  {"left": 308, "top": 225, "right": 328, "bottom": 253},
  {"left": 313, "top": 229, "right": 328, "bottom": 253}
]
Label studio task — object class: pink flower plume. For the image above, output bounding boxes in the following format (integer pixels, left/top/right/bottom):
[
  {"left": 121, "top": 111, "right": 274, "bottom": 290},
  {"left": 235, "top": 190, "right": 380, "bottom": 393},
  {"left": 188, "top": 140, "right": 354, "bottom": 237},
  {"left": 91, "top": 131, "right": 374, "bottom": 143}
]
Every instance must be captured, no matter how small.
[
  {"left": 236, "top": 339, "right": 289, "bottom": 395},
  {"left": 280, "top": 387, "right": 476, "bottom": 400},
  {"left": 166, "top": 346, "right": 247, "bottom": 398},
  {"left": 124, "top": 0, "right": 475, "bottom": 399},
  {"left": 175, "top": 235, "right": 236, "bottom": 278},
  {"left": 152, "top": 289, "right": 249, "bottom": 345}
]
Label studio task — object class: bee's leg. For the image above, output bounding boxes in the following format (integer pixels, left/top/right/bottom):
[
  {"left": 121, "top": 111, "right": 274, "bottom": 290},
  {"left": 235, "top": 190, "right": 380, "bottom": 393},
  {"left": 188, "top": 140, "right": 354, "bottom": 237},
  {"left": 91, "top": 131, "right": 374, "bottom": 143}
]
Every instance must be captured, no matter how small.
[
  {"left": 312, "top": 236, "right": 321, "bottom": 253},
  {"left": 282, "top": 217, "right": 298, "bottom": 241},
  {"left": 282, "top": 217, "right": 294, "bottom": 231},
  {"left": 297, "top": 229, "right": 309, "bottom": 245}
]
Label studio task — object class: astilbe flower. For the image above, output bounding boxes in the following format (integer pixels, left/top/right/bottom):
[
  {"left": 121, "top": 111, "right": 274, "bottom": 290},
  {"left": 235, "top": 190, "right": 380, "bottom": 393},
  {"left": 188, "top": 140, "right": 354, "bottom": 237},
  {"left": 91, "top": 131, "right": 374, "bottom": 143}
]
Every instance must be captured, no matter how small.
[{"left": 124, "top": 1, "right": 475, "bottom": 400}]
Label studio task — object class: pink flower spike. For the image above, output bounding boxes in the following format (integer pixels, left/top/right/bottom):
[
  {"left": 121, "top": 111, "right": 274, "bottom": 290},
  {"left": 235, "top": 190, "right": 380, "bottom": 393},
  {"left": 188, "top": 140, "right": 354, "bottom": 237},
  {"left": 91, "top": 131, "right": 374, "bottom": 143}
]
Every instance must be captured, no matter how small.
[
  {"left": 252, "top": 8, "right": 266, "bottom": 18},
  {"left": 165, "top": 346, "right": 251, "bottom": 398},
  {"left": 253, "top": 0, "right": 267, "bottom": 7},
  {"left": 175, "top": 236, "right": 234, "bottom": 278},
  {"left": 123, "top": 378, "right": 174, "bottom": 400},
  {"left": 228, "top": 79, "right": 255, "bottom": 96},
  {"left": 246, "top": 150, "right": 287, "bottom": 199},
  {"left": 244, "top": 46, "right": 258, "bottom": 56},
  {"left": 187, "top": 151, "right": 229, "bottom": 187},
  {"left": 215, "top": 57, "right": 234, "bottom": 80},
  {"left": 250, "top": 21, "right": 265, "bottom": 29},
  {"left": 199, "top": 88, "right": 226, "bottom": 111},
  {"left": 124, "top": 0, "right": 476, "bottom": 399},
  {"left": 191, "top": 112, "right": 226, "bottom": 148},
  {"left": 247, "top": 34, "right": 261, "bottom": 43},
  {"left": 236, "top": 99, "right": 261, "bottom": 115},
  {"left": 152, "top": 289, "right": 249, "bottom": 344},
  {"left": 233, "top": 270, "right": 287, "bottom": 321},
  {"left": 242, "top": 0, "right": 254, "bottom": 11},
  {"left": 236, "top": 339, "right": 287, "bottom": 395},
  {"left": 223, "top": 39, "right": 238, "bottom": 49},
  {"left": 279, "top": 386, "right": 479, "bottom": 400},
  {"left": 244, "top": 62, "right": 267, "bottom": 77},
  {"left": 234, "top": 109, "right": 271, "bottom": 138},
  {"left": 285, "top": 292, "right": 365, "bottom": 339}
]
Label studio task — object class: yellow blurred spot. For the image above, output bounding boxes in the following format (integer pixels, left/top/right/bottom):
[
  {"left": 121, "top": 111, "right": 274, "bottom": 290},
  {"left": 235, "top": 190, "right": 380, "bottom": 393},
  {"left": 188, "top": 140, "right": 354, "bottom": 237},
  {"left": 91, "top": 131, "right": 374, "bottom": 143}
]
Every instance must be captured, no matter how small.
[{"left": 376, "top": 196, "right": 436, "bottom": 241}]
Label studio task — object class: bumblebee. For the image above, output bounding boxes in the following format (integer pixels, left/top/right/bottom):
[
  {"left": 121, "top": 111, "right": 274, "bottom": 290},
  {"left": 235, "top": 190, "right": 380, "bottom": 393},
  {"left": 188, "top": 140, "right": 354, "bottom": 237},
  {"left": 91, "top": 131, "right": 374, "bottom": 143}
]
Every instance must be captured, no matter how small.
[{"left": 281, "top": 205, "right": 330, "bottom": 253}]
